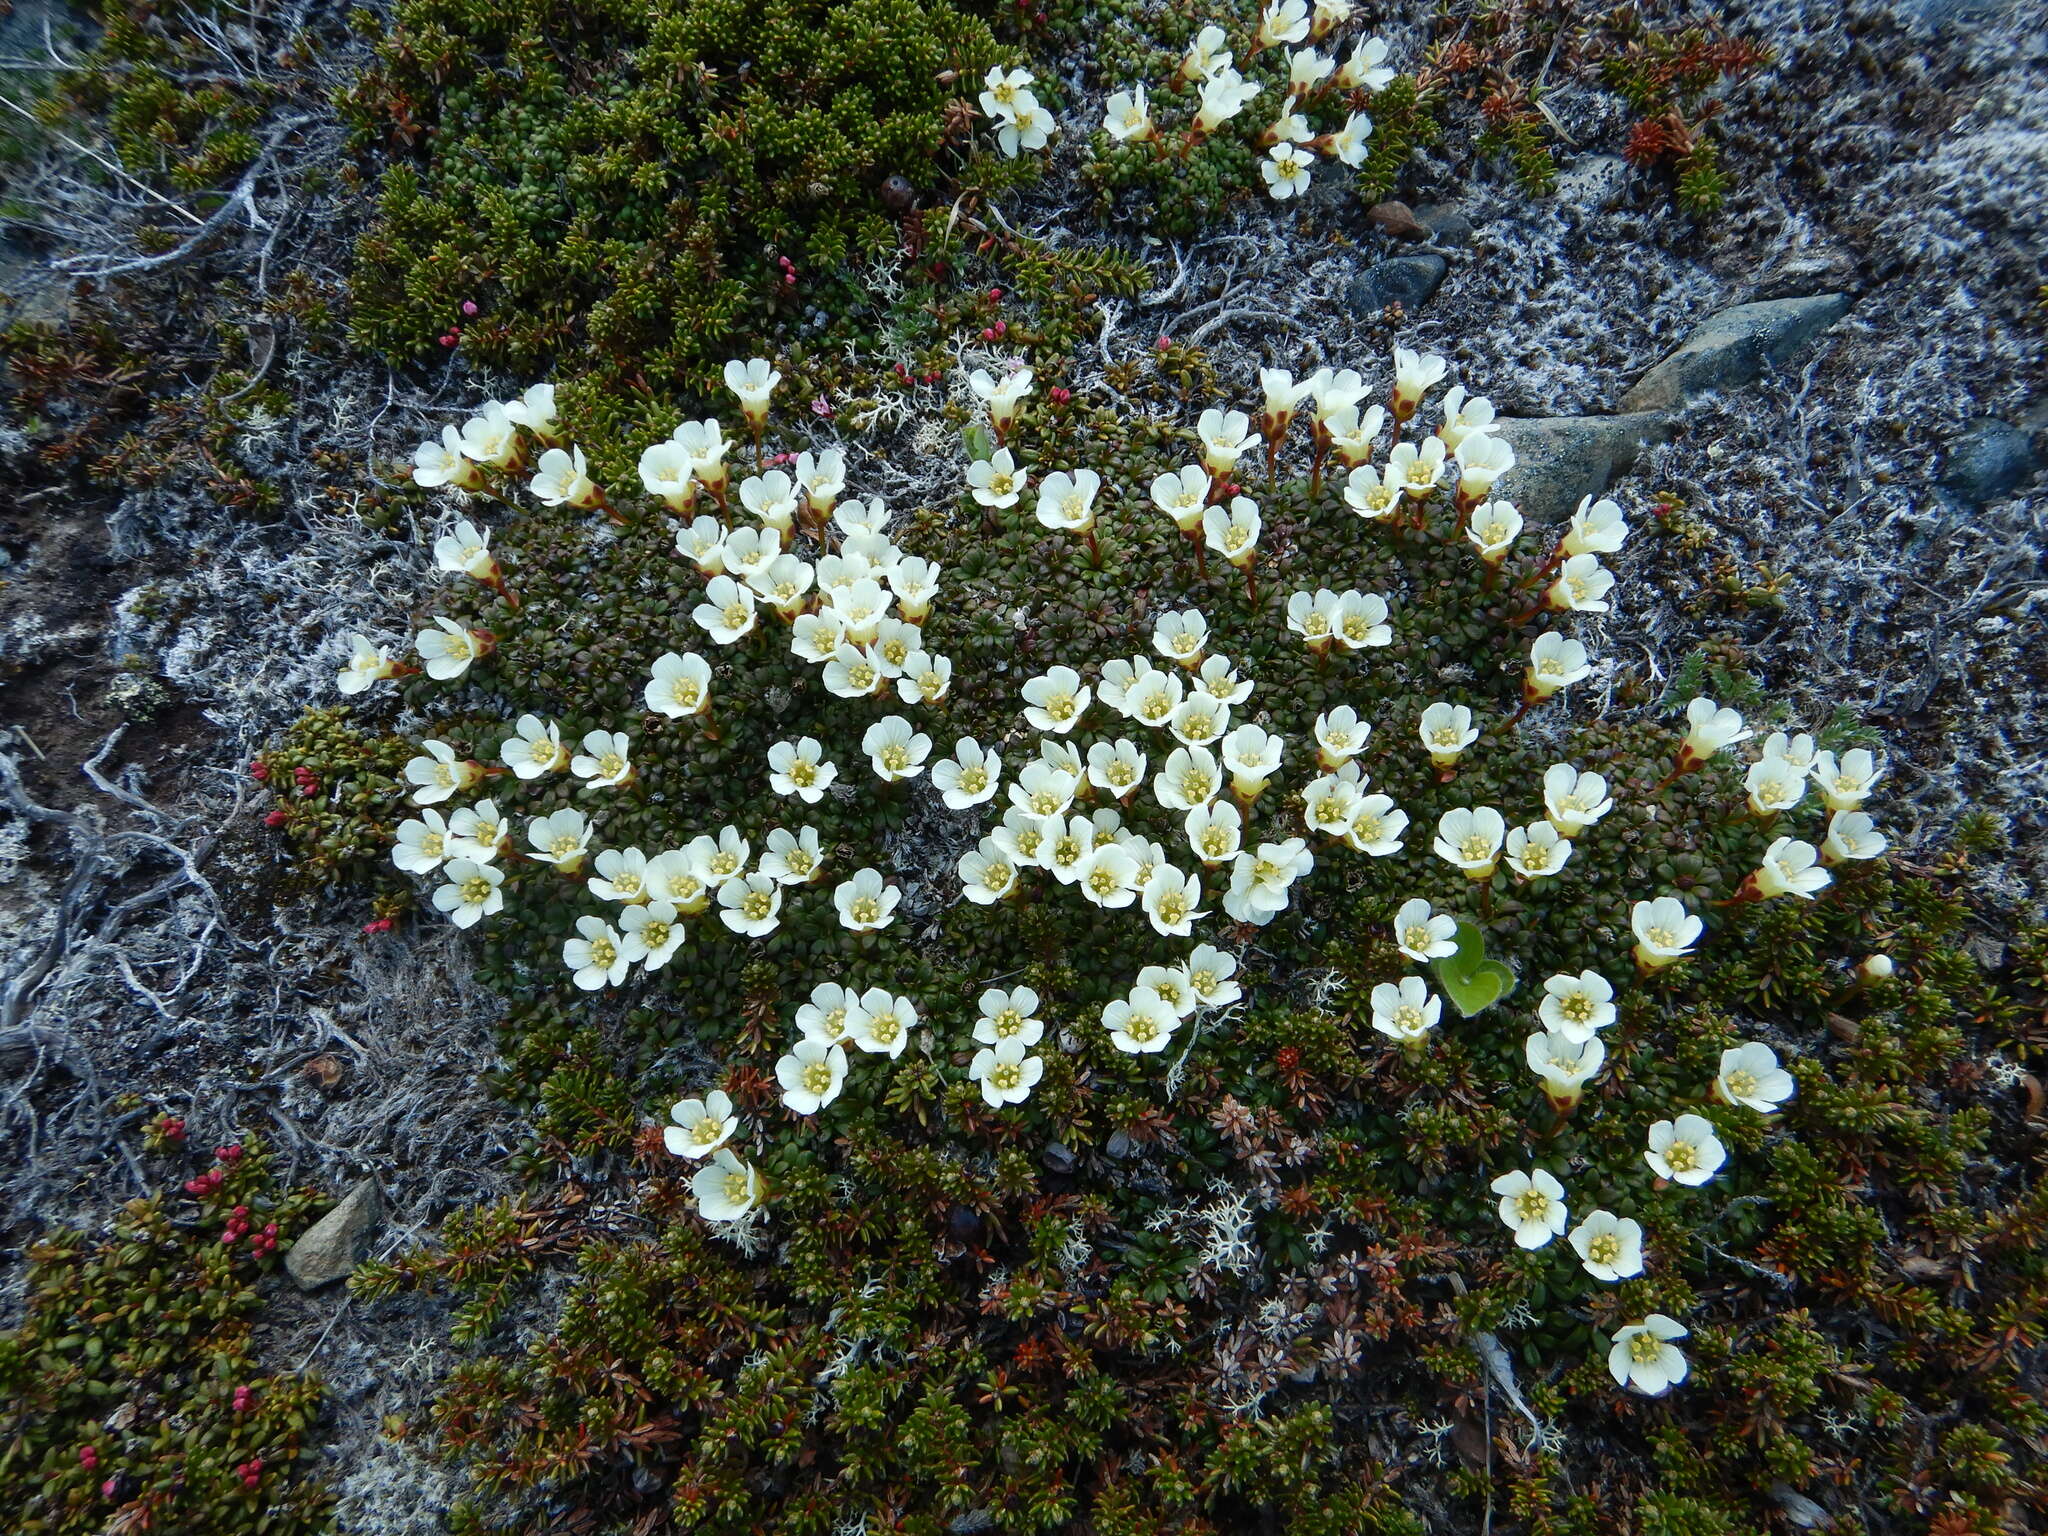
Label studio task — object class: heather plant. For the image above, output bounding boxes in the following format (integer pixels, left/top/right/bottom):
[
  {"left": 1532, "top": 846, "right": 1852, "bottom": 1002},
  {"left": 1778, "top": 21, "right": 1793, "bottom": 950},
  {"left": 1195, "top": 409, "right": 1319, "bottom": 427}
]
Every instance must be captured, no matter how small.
[{"left": 309, "top": 334, "right": 2048, "bottom": 1532}]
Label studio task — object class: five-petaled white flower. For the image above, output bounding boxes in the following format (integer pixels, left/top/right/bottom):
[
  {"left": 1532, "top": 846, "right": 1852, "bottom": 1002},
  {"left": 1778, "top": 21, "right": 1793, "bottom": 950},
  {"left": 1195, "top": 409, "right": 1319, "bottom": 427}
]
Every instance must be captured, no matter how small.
[
  {"left": 1103, "top": 986, "right": 1180, "bottom": 1054},
  {"left": 405, "top": 739, "right": 482, "bottom": 806},
  {"left": 1678, "top": 697, "right": 1751, "bottom": 770},
  {"left": 432, "top": 858, "right": 503, "bottom": 928},
  {"left": 1539, "top": 970, "right": 1615, "bottom": 1042},
  {"left": 1392, "top": 898, "right": 1458, "bottom": 963},
  {"left": 1418, "top": 702, "right": 1479, "bottom": 767},
  {"left": 959, "top": 838, "right": 1019, "bottom": 904},
  {"left": 1609, "top": 1316, "right": 1688, "bottom": 1396},
  {"left": 1314, "top": 706, "right": 1369, "bottom": 768},
  {"left": 665, "top": 1090, "right": 738, "bottom": 1159},
  {"left": 1261, "top": 142, "right": 1314, "bottom": 199},
  {"left": 1546, "top": 553, "right": 1615, "bottom": 614},
  {"left": 1570, "top": 1210, "right": 1645, "bottom": 1282},
  {"left": 759, "top": 826, "right": 825, "bottom": 886},
  {"left": 1504, "top": 821, "right": 1573, "bottom": 879},
  {"left": 1645, "top": 1113, "right": 1726, "bottom": 1186},
  {"left": 1467, "top": 499, "right": 1523, "bottom": 564},
  {"left": 970, "top": 1038, "right": 1044, "bottom": 1107},
  {"left": 1195, "top": 68, "right": 1261, "bottom": 134},
  {"left": 1202, "top": 497, "right": 1262, "bottom": 567},
  {"left": 1716, "top": 1042, "right": 1795, "bottom": 1112},
  {"left": 1386, "top": 438, "right": 1448, "bottom": 499},
  {"left": 849, "top": 987, "right": 917, "bottom": 1058},
  {"left": 768, "top": 737, "right": 838, "bottom": 803},
  {"left": 412, "top": 425, "right": 483, "bottom": 490},
  {"left": 1343, "top": 463, "right": 1401, "bottom": 520},
  {"left": 337, "top": 633, "right": 401, "bottom": 696},
  {"left": 863, "top": 715, "right": 931, "bottom": 781},
  {"left": 723, "top": 357, "right": 780, "bottom": 426},
  {"left": 1150, "top": 465, "right": 1211, "bottom": 530},
  {"left": 500, "top": 715, "right": 569, "bottom": 780},
  {"left": 1370, "top": 977, "right": 1440, "bottom": 1045},
  {"left": 1526, "top": 1029, "right": 1605, "bottom": 1110},
  {"left": 777, "top": 1039, "right": 848, "bottom": 1116},
  {"left": 393, "top": 809, "right": 451, "bottom": 875},
  {"left": 1810, "top": 748, "right": 1880, "bottom": 810},
  {"left": 416, "top": 616, "right": 489, "bottom": 681},
  {"left": 1335, "top": 34, "right": 1395, "bottom": 90},
  {"left": 1141, "top": 865, "right": 1206, "bottom": 936},
  {"left": 1087, "top": 738, "right": 1148, "bottom": 801},
  {"left": 530, "top": 446, "right": 601, "bottom": 509},
  {"left": 933, "top": 738, "right": 1002, "bottom": 809},
  {"left": 834, "top": 867, "right": 900, "bottom": 933},
  {"left": 447, "top": 801, "right": 508, "bottom": 863},
  {"left": 1821, "top": 810, "right": 1887, "bottom": 864},
  {"left": 619, "top": 900, "right": 685, "bottom": 970},
  {"left": 1346, "top": 794, "right": 1409, "bottom": 857},
  {"left": 967, "top": 447, "right": 1027, "bottom": 509},
  {"left": 570, "top": 729, "right": 634, "bottom": 789},
  {"left": 718, "top": 872, "right": 784, "bottom": 937},
  {"left": 693, "top": 575, "right": 758, "bottom": 645},
  {"left": 692, "top": 1148, "right": 763, "bottom": 1223},
  {"left": 1543, "top": 763, "right": 1613, "bottom": 835},
  {"left": 1491, "top": 1168, "right": 1568, "bottom": 1249},
  {"left": 976, "top": 986, "right": 1044, "bottom": 1047},
  {"left": 1456, "top": 433, "right": 1515, "bottom": 502},
  {"left": 1196, "top": 408, "right": 1258, "bottom": 473},
  {"left": 1433, "top": 806, "right": 1505, "bottom": 879},
  {"left": 645, "top": 651, "right": 713, "bottom": 720},
  {"left": 970, "top": 368, "right": 1035, "bottom": 435},
  {"left": 1564, "top": 496, "right": 1629, "bottom": 557},
  {"left": 563, "top": 915, "right": 629, "bottom": 990},
  {"left": 1186, "top": 943, "right": 1242, "bottom": 1008},
  {"left": 433, "top": 518, "right": 498, "bottom": 582},
  {"left": 1022, "top": 666, "right": 1090, "bottom": 734},
  {"left": 1390, "top": 346, "right": 1448, "bottom": 420},
  {"left": 1524, "top": 632, "right": 1593, "bottom": 700},
  {"left": 1631, "top": 896, "right": 1702, "bottom": 969},
  {"left": 1749, "top": 836, "right": 1832, "bottom": 900},
  {"left": 1103, "top": 84, "right": 1155, "bottom": 142}
]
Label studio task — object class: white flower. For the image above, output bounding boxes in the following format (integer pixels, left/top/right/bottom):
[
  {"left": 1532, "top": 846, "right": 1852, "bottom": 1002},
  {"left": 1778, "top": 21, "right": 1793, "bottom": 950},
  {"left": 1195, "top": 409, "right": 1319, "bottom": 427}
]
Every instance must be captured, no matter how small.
[
  {"left": 1543, "top": 764, "right": 1613, "bottom": 836},
  {"left": 431, "top": 858, "right": 503, "bottom": 928},
  {"left": 759, "top": 826, "right": 825, "bottom": 887},
  {"left": 685, "top": 827, "right": 750, "bottom": 888},
  {"left": 1086, "top": 738, "right": 1148, "bottom": 801},
  {"left": 1434, "top": 385, "right": 1496, "bottom": 453},
  {"left": 863, "top": 715, "right": 931, "bottom": 782},
  {"left": 1456, "top": 433, "right": 1516, "bottom": 502},
  {"left": 393, "top": 809, "right": 451, "bottom": 875},
  {"left": 638, "top": 440, "right": 697, "bottom": 508},
  {"left": 1810, "top": 748, "right": 1880, "bottom": 810},
  {"left": 530, "top": 445, "right": 600, "bottom": 509},
  {"left": 966, "top": 447, "right": 1026, "bottom": 509},
  {"left": 792, "top": 447, "right": 845, "bottom": 516},
  {"left": 1137, "top": 963, "right": 1198, "bottom": 1018},
  {"left": 1564, "top": 496, "right": 1629, "bottom": 557},
  {"left": 412, "top": 425, "right": 482, "bottom": 489},
  {"left": 1762, "top": 730, "right": 1818, "bottom": 770},
  {"left": 337, "top": 633, "right": 400, "bottom": 696},
  {"left": 1491, "top": 1167, "right": 1567, "bottom": 1249},
  {"left": 1194, "top": 67, "right": 1261, "bottom": 133},
  {"left": 433, "top": 518, "right": 498, "bottom": 581},
  {"left": 1154, "top": 745, "right": 1222, "bottom": 811},
  {"left": 1822, "top": 810, "right": 1887, "bottom": 864},
  {"left": 1467, "top": 499, "right": 1523, "bottom": 563},
  {"left": 1346, "top": 794, "right": 1408, "bottom": 857},
  {"left": 1393, "top": 898, "right": 1458, "bottom": 963},
  {"left": 1195, "top": 654, "right": 1253, "bottom": 706},
  {"left": 888, "top": 557, "right": 941, "bottom": 623},
  {"left": 1011, "top": 758, "right": 1080, "bottom": 819},
  {"left": 1182, "top": 23, "right": 1231, "bottom": 81},
  {"left": 794, "top": 984, "right": 858, "bottom": 1046},
  {"left": 1370, "top": 976, "right": 1439, "bottom": 1044},
  {"left": 563, "top": 915, "right": 629, "bottom": 990},
  {"left": 1150, "top": 464, "right": 1211, "bottom": 531},
  {"left": 1040, "top": 816, "right": 1092, "bottom": 885},
  {"left": 968, "top": 1036, "right": 1044, "bottom": 1108},
  {"left": 733, "top": 471, "right": 797, "bottom": 535},
  {"left": 723, "top": 357, "right": 781, "bottom": 426},
  {"left": 1326, "top": 110, "right": 1373, "bottom": 166},
  {"left": 445, "top": 800, "right": 507, "bottom": 864},
  {"left": 1716, "top": 1042, "right": 1795, "bottom": 1112},
  {"left": 1185, "top": 944, "right": 1242, "bottom": 1009},
  {"left": 1342, "top": 464, "right": 1401, "bottom": 521},
  {"left": 1539, "top": 970, "right": 1615, "bottom": 1043},
  {"left": 1310, "top": 368, "right": 1370, "bottom": 422},
  {"left": 1255, "top": 0, "right": 1310, "bottom": 51},
  {"left": 692, "top": 575, "right": 758, "bottom": 645},
  {"left": 1141, "top": 865, "right": 1206, "bottom": 936},
  {"left": 1433, "top": 806, "right": 1505, "bottom": 878},
  {"left": 1570, "top": 1211, "right": 1645, "bottom": 1282},
  {"left": 930, "top": 738, "right": 1000, "bottom": 810},
  {"left": 500, "top": 382, "right": 559, "bottom": 441},
  {"left": 1021, "top": 666, "right": 1090, "bottom": 734},
  {"left": 975, "top": 987, "right": 1044, "bottom": 1047},
  {"left": 1103, "top": 84, "right": 1154, "bottom": 142},
  {"left": 980, "top": 64, "right": 1034, "bottom": 116},
  {"left": 1261, "top": 142, "right": 1314, "bottom": 199},
  {"left": 767, "top": 737, "right": 837, "bottom": 803},
  {"left": 970, "top": 367, "right": 1035, "bottom": 434},
  {"left": 1609, "top": 1316, "right": 1689, "bottom": 1396},
  {"left": 1103, "top": 986, "right": 1180, "bottom": 1054},
  {"left": 718, "top": 872, "right": 784, "bottom": 936},
  {"left": 1310, "top": 0, "right": 1353, "bottom": 38},
  {"left": 1286, "top": 588, "right": 1343, "bottom": 651},
  {"left": 664, "top": 1090, "right": 737, "bottom": 1159},
  {"left": 1385, "top": 437, "right": 1448, "bottom": 499},
  {"left": 1153, "top": 610, "right": 1209, "bottom": 666},
  {"left": 405, "top": 739, "right": 481, "bottom": 806},
  {"left": 1196, "top": 408, "right": 1258, "bottom": 474},
  {"left": 692, "top": 1149, "right": 763, "bottom": 1223},
  {"left": 1746, "top": 756, "right": 1807, "bottom": 816},
  {"left": 996, "top": 96, "right": 1055, "bottom": 156},
  {"left": 1418, "top": 702, "right": 1479, "bottom": 767},
  {"left": 415, "top": 616, "right": 489, "bottom": 681},
  {"left": 1631, "top": 896, "right": 1702, "bottom": 968},
  {"left": 1335, "top": 34, "right": 1395, "bottom": 91},
  {"left": 1185, "top": 799, "right": 1244, "bottom": 867},
  {"left": 645, "top": 652, "right": 713, "bottom": 720},
  {"left": 896, "top": 649, "right": 953, "bottom": 705},
  {"left": 825, "top": 867, "right": 895, "bottom": 934},
  {"left": 1390, "top": 346, "right": 1448, "bottom": 419},
  {"left": 720, "top": 525, "right": 780, "bottom": 581},
  {"left": 848, "top": 987, "right": 917, "bottom": 1058},
  {"left": 644, "top": 851, "right": 709, "bottom": 915},
  {"left": 959, "top": 838, "right": 1019, "bottom": 904},
  {"left": 1679, "top": 697, "right": 1752, "bottom": 769},
  {"left": 1523, "top": 632, "right": 1593, "bottom": 701},
  {"left": 674, "top": 420, "right": 730, "bottom": 491},
  {"left": 1203, "top": 497, "right": 1262, "bottom": 568},
  {"left": 619, "top": 900, "right": 686, "bottom": 970},
  {"left": 1224, "top": 839, "right": 1312, "bottom": 925},
  {"left": 1125, "top": 668, "right": 1185, "bottom": 729},
  {"left": 1645, "top": 1113, "right": 1727, "bottom": 1186},
  {"left": 675, "top": 515, "right": 726, "bottom": 573},
  {"left": 456, "top": 403, "right": 521, "bottom": 467},
  {"left": 1526, "top": 1029, "right": 1605, "bottom": 1110},
  {"left": 1075, "top": 843, "right": 1140, "bottom": 910},
  {"left": 570, "top": 729, "right": 634, "bottom": 789},
  {"left": 1750, "top": 836, "right": 1831, "bottom": 900},
  {"left": 1334, "top": 591, "right": 1392, "bottom": 650},
  {"left": 777, "top": 1039, "right": 848, "bottom": 1115},
  {"left": 1168, "top": 694, "right": 1228, "bottom": 748},
  {"left": 1313, "top": 706, "right": 1370, "bottom": 768},
  {"left": 587, "top": 846, "right": 649, "bottom": 903},
  {"left": 822, "top": 644, "right": 885, "bottom": 700},
  {"left": 1545, "top": 553, "right": 1615, "bottom": 613},
  {"left": 1302, "top": 773, "right": 1361, "bottom": 839},
  {"left": 1504, "top": 821, "right": 1573, "bottom": 880}
]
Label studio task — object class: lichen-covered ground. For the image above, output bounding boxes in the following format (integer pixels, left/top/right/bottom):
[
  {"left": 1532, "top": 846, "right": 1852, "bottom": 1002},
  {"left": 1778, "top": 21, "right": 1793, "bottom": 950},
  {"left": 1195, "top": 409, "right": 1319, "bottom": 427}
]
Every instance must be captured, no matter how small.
[{"left": 0, "top": 0, "right": 2042, "bottom": 1530}]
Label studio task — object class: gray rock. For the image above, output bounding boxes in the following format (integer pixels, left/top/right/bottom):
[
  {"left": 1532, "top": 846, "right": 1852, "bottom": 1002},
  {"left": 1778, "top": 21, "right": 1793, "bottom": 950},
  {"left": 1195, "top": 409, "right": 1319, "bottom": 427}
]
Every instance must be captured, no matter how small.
[
  {"left": 285, "top": 1178, "right": 382, "bottom": 1290},
  {"left": 1346, "top": 254, "right": 1447, "bottom": 316},
  {"left": 1554, "top": 153, "right": 1632, "bottom": 213},
  {"left": 1492, "top": 413, "right": 1674, "bottom": 522},
  {"left": 1941, "top": 419, "right": 2037, "bottom": 506},
  {"left": 1620, "top": 294, "right": 1850, "bottom": 413},
  {"left": 1410, "top": 202, "right": 1474, "bottom": 247}
]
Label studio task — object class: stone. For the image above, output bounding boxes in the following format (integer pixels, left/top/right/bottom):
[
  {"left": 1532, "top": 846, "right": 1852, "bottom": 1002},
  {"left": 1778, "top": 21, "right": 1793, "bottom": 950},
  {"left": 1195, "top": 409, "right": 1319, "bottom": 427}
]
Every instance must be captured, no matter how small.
[
  {"left": 1491, "top": 413, "right": 1674, "bottom": 523},
  {"left": 1366, "top": 200, "right": 1428, "bottom": 240},
  {"left": 1411, "top": 201, "right": 1474, "bottom": 247},
  {"left": 1940, "top": 419, "right": 2036, "bottom": 506},
  {"left": 1554, "top": 153, "right": 1632, "bottom": 213},
  {"left": 1619, "top": 294, "right": 1850, "bottom": 413},
  {"left": 285, "top": 1178, "right": 382, "bottom": 1290},
  {"left": 1346, "top": 254, "right": 1447, "bottom": 316}
]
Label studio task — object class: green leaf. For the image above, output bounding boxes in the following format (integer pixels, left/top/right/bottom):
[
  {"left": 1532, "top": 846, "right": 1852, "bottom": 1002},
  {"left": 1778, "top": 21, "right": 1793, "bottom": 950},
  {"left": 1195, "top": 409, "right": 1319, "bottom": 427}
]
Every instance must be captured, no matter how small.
[
  {"left": 962, "top": 423, "right": 994, "bottom": 463},
  {"left": 1432, "top": 920, "right": 1517, "bottom": 1017}
]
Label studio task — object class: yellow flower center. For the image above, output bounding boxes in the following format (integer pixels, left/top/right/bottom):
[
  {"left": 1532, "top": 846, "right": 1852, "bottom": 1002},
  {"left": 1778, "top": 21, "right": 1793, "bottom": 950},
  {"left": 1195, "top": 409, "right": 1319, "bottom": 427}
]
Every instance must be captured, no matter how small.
[
  {"left": 851, "top": 896, "right": 881, "bottom": 925},
  {"left": 1180, "top": 769, "right": 1213, "bottom": 801},
  {"left": 1588, "top": 1234, "right": 1621, "bottom": 1267},
  {"left": 784, "top": 848, "right": 815, "bottom": 877},
  {"left": 868, "top": 1012, "right": 900, "bottom": 1044},
  {"left": 742, "top": 891, "right": 772, "bottom": 921},
  {"left": 1647, "top": 924, "right": 1678, "bottom": 949},
  {"left": 598, "top": 753, "right": 625, "bottom": 779},
  {"left": 990, "top": 1062, "right": 1023, "bottom": 1090},
  {"left": 1559, "top": 994, "right": 1593, "bottom": 1024},
  {"left": 880, "top": 745, "right": 909, "bottom": 773},
  {"left": 1088, "top": 866, "right": 1122, "bottom": 897},
  {"left": 1200, "top": 827, "right": 1232, "bottom": 859},
  {"left": 722, "top": 1172, "right": 752, "bottom": 1205},
  {"left": 918, "top": 673, "right": 945, "bottom": 701},
  {"left": 1402, "top": 924, "right": 1431, "bottom": 952},
  {"left": 1182, "top": 710, "right": 1216, "bottom": 738},
  {"left": 1152, "top": 978, "right": 1187, "bottom": 1009},
  {"left": 640, "top": 919, "right": 671, "bottom": 950},
  {"left": 1156, "top": 891, "right": 1190, "bottom": 925},
  {"left": 588, "top": 937, "right": 616, "bottom": 968},
  {"left": 1431, "top": 727, "right": 1463, "bottom": 748},
  {"left": 1304, "top": 614, "right": 1330, "bottom": 637},
  {"left": 788, "top": 760, "right": 816, "bottom": 787},
  {"left": 1126, "top": 1015, "right": 1158, "bottom": 1044},
  {"left": 881, "top": 636, "right": 910, "bottom": 666},
  {"left": 1354, "top": 813, "right": 1382, "bottom": 841},
  {"left": 1044, "top": 693, "right": 1075, "bottom": 721},
  {"left": 1394, "top": 1004, "right": 1424, "bottom": 1033},
  {"left": 419, "top": 832, "right": 446, "bottom": 858},
  {"left": 1725, "top": 1069, "right": 1759, "bottom": 1100},
  {"left": 1662, "top": 1141, "right": 1699, "bottom": 1173},
  {"left": 1014, "top": 828, "right": 1043, "bottom": 859},
  {"left": 1520, "top": 843, "right": 1555, "bottom": 871},
  {"left": 1342, "top": 616, "right": 1372, "bottom": 642},
  {"left": 992, "top": 1008, "right": 1024, "bottom": 1037},
  {"left": 1628, "top": 1332, "right": 1665, "bottom": 1365},
  {"left": 1405, "top": 461, "right": 1436, "bottom": 489},
  {"left": 710, "top": 852, "right": 741, "bottom": 878},
  {"left": 443, "top": 633, "right": 474, "bottom": 660},
  {"left": 1052, "top": 835, "right": 1083, "bottom": 868},
  {"left": 691, "top": 1119, "right": 723, "bottom": 1145},
  {"left": 460, "top": 876, "right": 492, "bottom": 904},
  {"left": 1513, "top": 1190, "right": 1551, "bottom": 1223},
  {"left": 1458, "top": 835, "right": 1494, "bottom": 864},
  {"left": 802, "top": 1061, "right": 834, "bottom": 1094},
  {"left": 1223, "top": 526, "right": 1249, "bottom": 553},
  {"left": 722, "top": 602, "right": 749, "bottom": 629},
  {"left": 1191, "top": 968, "right": 1216, "bottom": 997},
  {"left": 982, "top": 858, "right": 1015, "bottom": 890},
  {"left": 848, "top": 662, "right": 876, "bottom": 691},
  {"left": 671, "top": 681, "right": 701, "bottom": 710},
  {"left": 613, "top": 872, "right": 643, "bottom": 897},
  {"left": 550, "top": 834, "right": 580, "bottom": 859}
]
